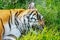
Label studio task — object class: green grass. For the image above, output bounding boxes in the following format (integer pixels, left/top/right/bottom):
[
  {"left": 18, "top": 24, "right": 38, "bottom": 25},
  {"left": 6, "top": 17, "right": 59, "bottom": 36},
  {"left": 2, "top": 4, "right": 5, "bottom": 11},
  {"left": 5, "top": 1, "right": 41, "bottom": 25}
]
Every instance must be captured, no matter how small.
[{"left": 17, "top": 26, "right": 60, "bottom": 40}]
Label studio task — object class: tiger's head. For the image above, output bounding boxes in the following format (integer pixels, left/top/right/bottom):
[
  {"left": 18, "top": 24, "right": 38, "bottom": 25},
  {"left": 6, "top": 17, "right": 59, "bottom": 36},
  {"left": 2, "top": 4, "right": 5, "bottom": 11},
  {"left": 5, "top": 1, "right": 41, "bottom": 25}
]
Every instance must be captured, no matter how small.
[
  {"left": 15, "top": 2, "right": 44, "bottom": 33},
  {"left": 27, "top": 9, "right": 44, "bottom": 30},
  {"left": 28, "top": 2, "right": 44, "bottom": 29}
]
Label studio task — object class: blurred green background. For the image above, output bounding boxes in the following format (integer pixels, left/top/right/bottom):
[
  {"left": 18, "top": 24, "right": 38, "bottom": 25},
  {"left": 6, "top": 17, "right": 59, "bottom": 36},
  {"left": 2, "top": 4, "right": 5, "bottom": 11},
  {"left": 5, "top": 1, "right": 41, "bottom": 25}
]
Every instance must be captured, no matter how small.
[{"left": 0, "top": 0, "right": 60, "bottom": 40}]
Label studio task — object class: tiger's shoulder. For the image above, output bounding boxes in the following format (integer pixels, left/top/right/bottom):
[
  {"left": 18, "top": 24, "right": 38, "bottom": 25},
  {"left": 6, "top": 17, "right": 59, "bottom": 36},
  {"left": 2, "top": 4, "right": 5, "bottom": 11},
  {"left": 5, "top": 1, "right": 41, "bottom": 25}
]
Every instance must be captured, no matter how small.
[
  {"left": 0, "top": 9, "right": 36, "bottom": 23},
  {"left": 0, "top": 9, "right": 25, "bottom": 23}
]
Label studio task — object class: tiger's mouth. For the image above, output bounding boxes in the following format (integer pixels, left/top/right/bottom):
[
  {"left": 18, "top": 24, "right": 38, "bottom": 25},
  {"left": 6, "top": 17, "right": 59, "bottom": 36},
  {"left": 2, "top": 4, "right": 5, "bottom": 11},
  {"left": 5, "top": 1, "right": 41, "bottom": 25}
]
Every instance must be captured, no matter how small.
[{"left": 32, "top": 24, "right": 44, "bottom": 31}]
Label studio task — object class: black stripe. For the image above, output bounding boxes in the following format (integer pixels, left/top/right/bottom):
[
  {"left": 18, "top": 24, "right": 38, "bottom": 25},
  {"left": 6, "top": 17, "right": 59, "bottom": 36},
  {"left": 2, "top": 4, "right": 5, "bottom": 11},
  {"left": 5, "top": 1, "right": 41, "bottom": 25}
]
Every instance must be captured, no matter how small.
[
  {"left": 4, "top": 39, "right": 12, "bottom": 40},
  {"left": 33, "top": 11, "right": 38, "bottom": 16},
  {"left": 7, "top": 34, "right": 17, "bottom": 39},
  {"left": 0, "top": 18, "right": 5, "bottom": 36},
  {"left": 10, "top": 10, "right": 12, "bottom": 24},
  {"left": 37, "top": 13, "right": 41, "bottom": 20},
  {"left": 8, "top": 16, "right": 11, "bottom": 31},
  {"left": 24, "top": 16, "right": 30, "bottom": 31},
  {"left": 29, "top": 10, "right": 35, "bottom": 17},
  {"left": 27, "top": 17, "right": 30, "bottom": 31},
  {"left": 15, "top": 12, "right": 18, "bottom": 17},
  {"left": 23, "top": 16, "right": 29, "bottom": 33},
  {"left": 23, "top": 17, "right": 26, "bottom": 32},
  {"left": 28, "top": 10, "right": 35, "bottom": 22},
  {"left": 15, "top": 17, "right": 19, "bottom": 27},
  {"left": 15, "top": 17, "right": 23, "bottom": 33},
  {"left": 26, "top": 10, "right": 35, "bottom": 28},
  {"left": 24, "top": 18, "right": 26, "bottom": 26}
]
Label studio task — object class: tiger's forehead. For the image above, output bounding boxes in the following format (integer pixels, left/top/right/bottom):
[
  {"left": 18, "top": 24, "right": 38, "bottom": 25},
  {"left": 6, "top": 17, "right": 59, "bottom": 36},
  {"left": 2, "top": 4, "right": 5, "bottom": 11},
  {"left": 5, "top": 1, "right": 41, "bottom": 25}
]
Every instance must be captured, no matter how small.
[{"left": 18, "top": 9, "right": 37, "bottom": 18}]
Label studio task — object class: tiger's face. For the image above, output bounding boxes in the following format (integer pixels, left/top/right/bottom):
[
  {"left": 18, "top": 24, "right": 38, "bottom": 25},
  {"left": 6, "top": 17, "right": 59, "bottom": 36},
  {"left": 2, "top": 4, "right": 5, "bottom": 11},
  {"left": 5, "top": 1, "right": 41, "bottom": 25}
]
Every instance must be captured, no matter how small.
[
  {"left": 17, "top": 9, "right": 44, "bottom": 32},
  {"left": 26, "top": 9, "right": 44, "bottom": 30},
  {"left": 16, "top": 2, "right": 44, "bottom": 31},
  {"left": 28, "top": 2, "right": 44, "bottom": 30}
]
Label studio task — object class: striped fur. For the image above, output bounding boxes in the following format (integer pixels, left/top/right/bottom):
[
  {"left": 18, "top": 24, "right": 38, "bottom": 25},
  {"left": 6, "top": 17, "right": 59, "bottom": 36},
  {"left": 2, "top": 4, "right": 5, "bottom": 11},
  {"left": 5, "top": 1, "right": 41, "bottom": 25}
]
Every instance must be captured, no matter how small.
[
  {"left": 0, "top": 2, "right": 44, "bottom": 40},
  {"left": 0, "top": 9, "right": 44, "bottom": 40}
]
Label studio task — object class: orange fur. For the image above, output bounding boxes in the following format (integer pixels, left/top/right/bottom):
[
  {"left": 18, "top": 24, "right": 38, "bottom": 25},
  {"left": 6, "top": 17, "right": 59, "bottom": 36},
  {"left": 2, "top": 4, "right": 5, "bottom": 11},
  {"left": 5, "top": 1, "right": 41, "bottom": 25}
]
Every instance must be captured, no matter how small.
[
  {"left": 0, "top": 19, "right": 4, "bottom": 40},
  {"left": 0, "top": 9, "right": 25, "bottom": 40}
]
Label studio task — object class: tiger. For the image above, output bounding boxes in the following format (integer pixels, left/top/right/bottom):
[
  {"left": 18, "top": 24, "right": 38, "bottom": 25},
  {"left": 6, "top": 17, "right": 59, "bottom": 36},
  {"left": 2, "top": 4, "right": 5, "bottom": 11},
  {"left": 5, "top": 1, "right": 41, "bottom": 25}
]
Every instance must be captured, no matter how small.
[{"left": 0, "top": 2, "right": 44, "bottom": 40}]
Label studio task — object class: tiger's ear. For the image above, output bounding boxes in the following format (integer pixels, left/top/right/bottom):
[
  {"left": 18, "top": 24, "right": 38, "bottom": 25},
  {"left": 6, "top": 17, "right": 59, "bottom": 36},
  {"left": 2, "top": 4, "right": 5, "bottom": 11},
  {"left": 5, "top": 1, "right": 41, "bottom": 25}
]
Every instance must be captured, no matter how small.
[{"left": 28, "top": 2, "right": 35, "bottom": 9}]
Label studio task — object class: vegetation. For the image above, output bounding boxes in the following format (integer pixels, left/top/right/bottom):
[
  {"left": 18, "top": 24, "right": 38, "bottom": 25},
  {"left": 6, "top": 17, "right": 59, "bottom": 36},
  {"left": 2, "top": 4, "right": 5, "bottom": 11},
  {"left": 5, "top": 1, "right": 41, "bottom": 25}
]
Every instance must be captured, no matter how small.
[
  {"left": 0, "top": 0, "right": 60, "bottom": 40},
  {"left": 19, "top": 27, "right": 60, "bottom": 40}
]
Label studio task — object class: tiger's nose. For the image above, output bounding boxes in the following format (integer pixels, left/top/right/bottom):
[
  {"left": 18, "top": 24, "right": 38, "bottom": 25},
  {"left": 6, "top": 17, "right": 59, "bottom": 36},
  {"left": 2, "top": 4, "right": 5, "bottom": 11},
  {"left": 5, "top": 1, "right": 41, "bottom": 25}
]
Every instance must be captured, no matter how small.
[
  {"left": 41, "top": 21, "right": 44, "bottom": 28},
  {"left": 38, "top": 18, "right": 44, "bottom": 29}
]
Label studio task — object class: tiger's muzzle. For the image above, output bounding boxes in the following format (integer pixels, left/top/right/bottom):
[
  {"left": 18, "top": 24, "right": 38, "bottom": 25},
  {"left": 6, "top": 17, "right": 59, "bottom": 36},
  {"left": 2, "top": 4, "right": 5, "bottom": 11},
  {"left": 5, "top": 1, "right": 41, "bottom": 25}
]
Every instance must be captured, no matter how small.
[{"left": 31, "top": 19, "right": 44, "bottom": 30}]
